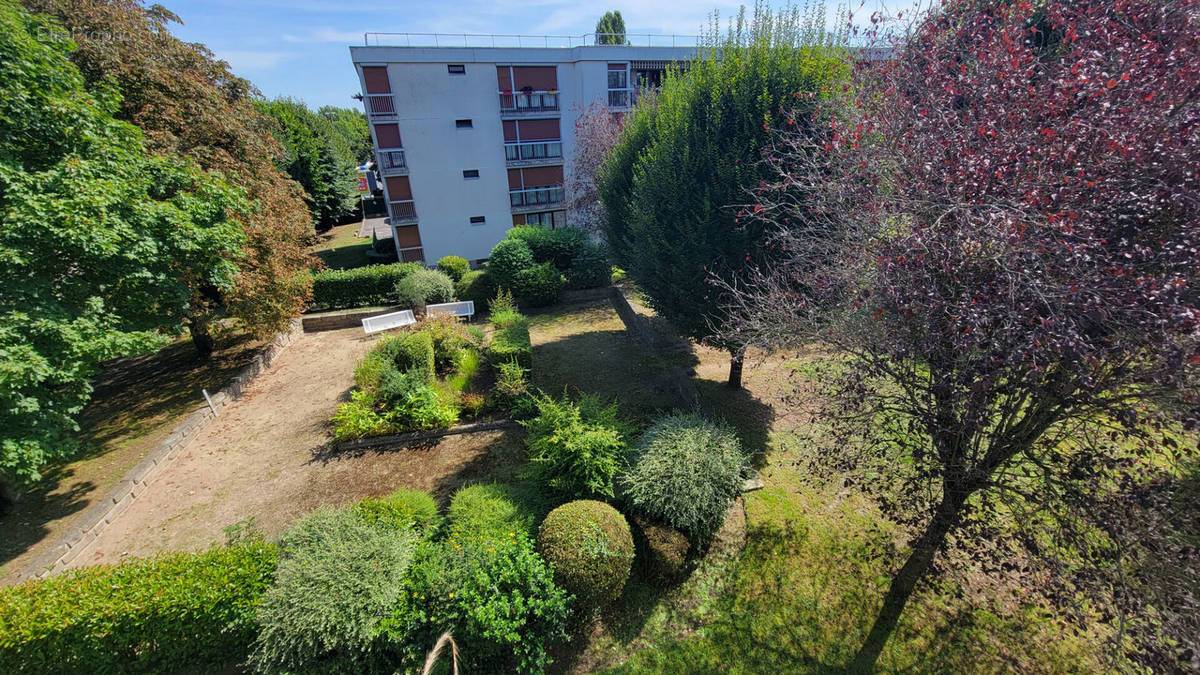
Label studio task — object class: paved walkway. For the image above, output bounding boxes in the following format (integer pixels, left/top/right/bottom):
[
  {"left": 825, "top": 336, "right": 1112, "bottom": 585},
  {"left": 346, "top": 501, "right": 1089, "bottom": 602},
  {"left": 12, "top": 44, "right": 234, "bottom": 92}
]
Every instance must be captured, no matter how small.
[{"left": 357, "top": 216, "right": 390, "bottom": 240}]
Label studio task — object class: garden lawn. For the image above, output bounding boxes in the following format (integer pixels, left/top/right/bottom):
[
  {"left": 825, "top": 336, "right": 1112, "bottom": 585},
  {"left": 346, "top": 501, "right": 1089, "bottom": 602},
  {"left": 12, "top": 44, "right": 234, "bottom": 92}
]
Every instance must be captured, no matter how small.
[
  {"left": 311, "top": 221, "right": 371, "bottom": 270},
  {"left": 1, "top": 329, "right": 266, "bottom": 582},
  {"left": 547, "top": 343, "right": 1114, "bottom": 673}
]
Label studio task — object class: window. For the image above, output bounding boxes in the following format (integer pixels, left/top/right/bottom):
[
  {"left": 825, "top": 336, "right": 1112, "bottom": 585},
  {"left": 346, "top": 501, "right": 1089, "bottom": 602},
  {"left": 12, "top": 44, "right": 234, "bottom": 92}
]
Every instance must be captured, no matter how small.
[
  {"left": 455, "top": 119, "right": 473, "bottom": 128},
  {"left": 469, "top": 216, "right": 486, "bottom": 225},
  {"left": 447, "top": 64, "right": 466, "bottom": 75},
  {"left": 607, "top": 63, "right": 630, "bottom": 108},
  {"left": 463, "top": 169, "right": 480, "bottom": 179},
  {"left": 607, "top": 69, "right": 628, "bottom": 89},
  {"left": 525, "top": 210, "right": 565, "bottom": 228}
]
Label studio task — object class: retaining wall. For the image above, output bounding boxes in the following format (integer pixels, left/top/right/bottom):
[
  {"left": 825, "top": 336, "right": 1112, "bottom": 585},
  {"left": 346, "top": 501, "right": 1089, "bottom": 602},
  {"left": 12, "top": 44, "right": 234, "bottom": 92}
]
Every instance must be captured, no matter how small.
[{"left": 15, "top": 319, "right": 304, "bottom": 583}]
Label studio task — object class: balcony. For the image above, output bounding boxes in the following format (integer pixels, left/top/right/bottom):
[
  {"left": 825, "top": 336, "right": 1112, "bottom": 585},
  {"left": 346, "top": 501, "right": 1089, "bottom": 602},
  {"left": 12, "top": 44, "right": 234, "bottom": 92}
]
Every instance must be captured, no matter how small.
[
  {"left": 499, "top": 91, "right": 559, "bottom": 116},
  {"left": 365, "top": 94, "right": 396, "bottom": 118},
  {"left": 378, "top": 149, "right": 407, "bottom": 175},
  {"left": 389, "top": 199, "right": 418, "bottom": 224},
  {"left": 509, "top": 185, "right": 565, "bottom": 213},
  {"left": 504, "top": 140, "right": 563, "bottom": 168}
]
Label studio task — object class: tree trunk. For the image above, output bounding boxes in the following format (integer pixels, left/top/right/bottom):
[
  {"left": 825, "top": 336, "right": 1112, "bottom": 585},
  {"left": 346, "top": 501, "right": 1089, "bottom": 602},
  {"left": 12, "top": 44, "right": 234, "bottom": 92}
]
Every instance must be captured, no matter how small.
[
  {"left": 189, "top": 320, "right": 215, "bottom": 359},
  {"left": 727, "top": 345, "right": 746, "bottom": 388},
  {"left": 0, "top": 476, "right": 18, "bottom": 516},
  {"left": 848, "top": 495, "right": 965, "bottom": 672}
]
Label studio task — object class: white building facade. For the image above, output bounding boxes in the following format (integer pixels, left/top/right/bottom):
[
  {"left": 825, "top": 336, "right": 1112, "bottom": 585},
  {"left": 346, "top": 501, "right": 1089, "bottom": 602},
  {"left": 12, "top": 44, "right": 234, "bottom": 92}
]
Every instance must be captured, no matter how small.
[{"left": 349, "top": 38, "right": 694, "bottom": 264}]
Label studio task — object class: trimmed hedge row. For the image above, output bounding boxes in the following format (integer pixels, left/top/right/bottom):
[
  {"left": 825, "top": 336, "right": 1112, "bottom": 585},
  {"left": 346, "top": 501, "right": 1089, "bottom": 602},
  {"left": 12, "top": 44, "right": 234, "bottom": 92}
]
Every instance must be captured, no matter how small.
[
  {"left": 0, "top": 541, "right": 278, "bottom": 674},
  {"left": 310, "top": 262, "right": 421, "bottom": 310}
]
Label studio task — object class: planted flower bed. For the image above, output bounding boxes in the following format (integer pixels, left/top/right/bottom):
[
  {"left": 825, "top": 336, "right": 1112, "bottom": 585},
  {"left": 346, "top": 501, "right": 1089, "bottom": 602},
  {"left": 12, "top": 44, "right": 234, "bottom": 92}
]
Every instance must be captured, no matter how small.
[{"left": 331, "top": 292, "right": 533, "bottom": 441}]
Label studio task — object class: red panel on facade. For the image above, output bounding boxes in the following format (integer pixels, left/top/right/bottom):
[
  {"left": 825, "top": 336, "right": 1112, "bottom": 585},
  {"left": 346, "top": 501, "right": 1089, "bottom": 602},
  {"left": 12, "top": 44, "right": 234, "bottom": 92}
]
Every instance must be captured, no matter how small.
[
  {"left": 517, "top": 118, "right": 560, "bottom": 141},
  {"left": 512, "top": 214, "right": 525, "bottom": 226},
  {"left": 521, "top": 165, "right": 563, "bottom": 187},
  {"left": 502, "top": 120, "right": 518, "bottom": 142},
  {"left": 385, "top": 176, "right": 412, "bottom": 200},
  {"left": 374, "top": 124, "right": 402, "bottom": 148},
  {"left": 362, "top": 66, "right": 391, "bottom": 94},
  {"left": 400, "top": 247, "right": 425, "bottom": 263},
  {"left": 608, "top": 62, "right": 627, "bottom": 70},
  {"left": 512, "top": 66, "right": 557, "bottom": 91},
  {"left": 395, "top": 225, "right": 422, "bottom": 248},
  {"left": 496, "top": 66, "right": 513, "bottom": 91},
  {"left": 507, "top": 168, "right": 522, "bottom": 190}
]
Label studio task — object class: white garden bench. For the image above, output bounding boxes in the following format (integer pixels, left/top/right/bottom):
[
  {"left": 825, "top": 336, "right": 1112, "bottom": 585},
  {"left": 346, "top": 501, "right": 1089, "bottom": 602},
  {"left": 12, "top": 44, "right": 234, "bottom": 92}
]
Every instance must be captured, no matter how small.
[
  {"left": 425, "top": 300, "right": 475, "bottom": 320},
  {"left": 361, "top": 309, "right": 416, "bottom": 334}
]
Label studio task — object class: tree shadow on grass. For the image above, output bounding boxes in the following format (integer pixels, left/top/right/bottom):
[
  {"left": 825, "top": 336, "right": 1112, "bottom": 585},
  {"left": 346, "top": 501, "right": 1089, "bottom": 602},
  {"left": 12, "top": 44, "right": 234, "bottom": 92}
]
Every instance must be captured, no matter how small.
[
  {"left": 0, "top": 466, "right": 95, "bottom": 570},
  {"left": 695, "top": 378, "right": 776, "bottom": 470}
]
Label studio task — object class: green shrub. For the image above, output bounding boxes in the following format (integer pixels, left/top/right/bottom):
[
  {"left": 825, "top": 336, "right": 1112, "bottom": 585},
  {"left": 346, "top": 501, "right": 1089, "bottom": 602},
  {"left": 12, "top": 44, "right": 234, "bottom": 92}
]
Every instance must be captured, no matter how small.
[
  {"left": 565, "top": 241, "right": 612, "bottom": 289},
  {"left": 250, "top": 508, "right": 419, "bottom": 674},
  {"left": 486, "top": 238, "right": 535, "bottom": 289},
  {"left": 489, "top": 288, "right": 518, "bottom": 315},
  {"left": 537, "top": 500, "right": 634, "bottom": 611},
  {"left": 390, "top": 534, "right": 570, "bottom": 673},
  {"left": 376, "top": 330, "right": 435, "bottom": 380},
  {"left": 420, "top": 315, "right": 471, "bottom": 374},
  {"left": 487, "top": 310, "right": 532, "bottom": 370},
  {"left": 311, "top": 262, "right": 421, "bottom": 310},
  {"left": 354, "top": 489, "right": 441, "bottom": 535},
  {"left": 506, "top": 225, "right": 586, "bottom": 270},
  {"left": 394, "top": 268, "right": 454, "bottom": 309},
  {"left": 446, "top": 483, "right": 555, "bottom": 541},
  {"left": 435, "top": 255, "right": 470, "bottom": 281},
  {"left": 378, "top": 369, "right": 459, "bottom": 431},
  {"left": 513, "top": 261, "right": 564, "bottom": 306},
  {"left": 454, "top": 269, "right": 497, "bottom": 309},
  {"left": 623, "top": 413, "right": 747, "bottom": 543},
  {"left": 353, "top": 350, "right": 388, "bottom": 392},
  {"left": 632, "top": 515, "right": 691, "bottom": 585},
  {"left": 522, "top": 393, "right": 629, "bottom": 499},
  {"left": 493, "top": 358, "right": 530, "bottom": 410},
  {"left": 0, "top": 542, "right": 277, "bottom": 674},
  {"left": 446, "top": 349, "right": 480, "bottom": 393},
  {"left": 331, "top": 390, "right": 394, "bottom": 441}
]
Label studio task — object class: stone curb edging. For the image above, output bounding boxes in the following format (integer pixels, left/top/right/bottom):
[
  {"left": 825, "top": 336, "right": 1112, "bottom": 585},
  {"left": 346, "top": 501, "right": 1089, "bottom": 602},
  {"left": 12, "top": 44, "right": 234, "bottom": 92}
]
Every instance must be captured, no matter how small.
[
  {"left": 14, "top": 319, "right": 305, "bottom": 584},
  {"left": 333, "top": 419, "right": 521, "bottom": 453}
]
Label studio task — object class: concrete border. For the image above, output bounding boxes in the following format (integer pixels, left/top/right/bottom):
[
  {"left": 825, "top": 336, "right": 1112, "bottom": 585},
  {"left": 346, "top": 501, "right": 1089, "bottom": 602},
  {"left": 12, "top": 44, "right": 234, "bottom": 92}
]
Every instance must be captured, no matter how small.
[
  {"left": 14, "top": 319, "right": 305, "bottom": 583},
  {"left": 333, "top": 419, "right": 521, "bottom": 453}
]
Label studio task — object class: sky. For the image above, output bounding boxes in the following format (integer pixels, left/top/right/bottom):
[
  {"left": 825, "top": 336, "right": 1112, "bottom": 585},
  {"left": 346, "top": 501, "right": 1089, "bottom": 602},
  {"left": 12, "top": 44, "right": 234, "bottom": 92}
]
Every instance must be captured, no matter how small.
[{"left": 160, "top": 0, "right": 913, "bottom": 110}]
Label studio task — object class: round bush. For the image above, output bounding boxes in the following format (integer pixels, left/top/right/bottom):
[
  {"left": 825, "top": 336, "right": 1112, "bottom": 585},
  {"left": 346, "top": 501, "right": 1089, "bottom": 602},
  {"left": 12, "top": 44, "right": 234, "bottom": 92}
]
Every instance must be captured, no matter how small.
[
  {"left": 436, "top": 255, "right": 469, "bottom": 281},
  {"left": 395, "top": 268, "right": 454, "bottom": 309},
  {"left": 537, "top": 500, "right": 634, "bottom": 611},
  {"left": 454, "top": 269, "right": 497, "bottom": 309},
  {"left": 622, "top": 413, "right": 747, "bottom": 543},
  {"left": 632, "top": 515, "right": 691, "bottom": 585},
  {"left": 512, "top": 261, "right": 564, "bottom": 307},
  {"left": 486, "top": 238, "right": 535, "bottom": 289}
]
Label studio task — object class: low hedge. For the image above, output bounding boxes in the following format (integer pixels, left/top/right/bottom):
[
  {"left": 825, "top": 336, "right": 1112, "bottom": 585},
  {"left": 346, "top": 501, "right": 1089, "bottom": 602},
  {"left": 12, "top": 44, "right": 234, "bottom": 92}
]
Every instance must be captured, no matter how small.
[
  {"left": 310, "top": 262, "right": 421, "bottom": 311},
  {"left": 0, "top": 541, "right": 278, "bottom": 674},
  {"left": 487, "top": 310, "right": 532, "bottom": 370}
]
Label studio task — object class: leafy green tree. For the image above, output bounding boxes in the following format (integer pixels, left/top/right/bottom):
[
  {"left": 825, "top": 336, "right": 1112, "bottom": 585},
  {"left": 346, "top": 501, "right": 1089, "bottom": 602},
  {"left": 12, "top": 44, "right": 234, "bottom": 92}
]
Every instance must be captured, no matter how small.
[
  {"left": 22, "top": 0, "right": 316, "bottom": 355},
  {"left": 595, "top": 10, "right": 628, "bottom": 45},
  {"left": 320, "top": 105, "right": 373, "bottom": 165},
  {"left": 0, "top": 1, "right": 245, "bottom": 508},
  {"left": 257, "top": 98, "right": 359, "bottom": 229},
  {"left": 597, "top": 2, "right": 845, "bottom": 386}
]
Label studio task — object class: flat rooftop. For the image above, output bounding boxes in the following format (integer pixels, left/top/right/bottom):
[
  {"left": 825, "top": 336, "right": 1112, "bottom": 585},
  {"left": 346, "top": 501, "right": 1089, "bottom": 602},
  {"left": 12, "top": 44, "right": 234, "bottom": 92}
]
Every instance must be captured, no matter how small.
[{"left": 350, "top": 32, "right": 699, "bottom": 64}]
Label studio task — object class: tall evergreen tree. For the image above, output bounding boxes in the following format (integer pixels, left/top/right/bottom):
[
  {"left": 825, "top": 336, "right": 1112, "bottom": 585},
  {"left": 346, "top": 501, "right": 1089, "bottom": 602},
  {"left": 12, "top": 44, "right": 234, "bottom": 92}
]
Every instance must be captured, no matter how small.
[{"left": 594, "top": 10, "right": 628, "bottom": 45}]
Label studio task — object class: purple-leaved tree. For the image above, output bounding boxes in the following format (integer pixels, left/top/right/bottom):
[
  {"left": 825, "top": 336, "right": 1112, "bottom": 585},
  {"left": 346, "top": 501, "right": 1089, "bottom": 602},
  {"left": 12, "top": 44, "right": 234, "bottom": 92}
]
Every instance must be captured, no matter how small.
[{"left": 724, "top": 0, "right": 1200, "bottom": 669}]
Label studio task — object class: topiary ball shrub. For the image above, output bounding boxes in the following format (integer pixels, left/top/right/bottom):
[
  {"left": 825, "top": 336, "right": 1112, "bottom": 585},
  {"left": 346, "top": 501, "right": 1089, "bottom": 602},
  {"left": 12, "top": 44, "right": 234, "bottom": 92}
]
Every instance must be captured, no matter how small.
[
  {"left": 622, "top": 413, "right": 747, "bottom": 544},
  {"left": 631, "top": 515, "right": 691, "bottom": 585},
  {"left": 395, "top": 267, "right": 454, "bottom": 309},
  {"left": 436, "top": 255, "right": 469, "bottom": 281},
  {"left": 447, "top": 483, "right": 556, "bottom": 541},
  {"left": 353, "top": 489, "right": 441, "bottom": 535},
  {"left": 513, "top": 261, "right": 564, "bottom": 307},
  {"left": 486, "top": 238, "right": 535, "bottom": 290},
  {"left": 455, "top": 269, "right": 497, "bottom": 309},
  {"left": 537, "top": 500, "right": 634, "bottom": 612}
]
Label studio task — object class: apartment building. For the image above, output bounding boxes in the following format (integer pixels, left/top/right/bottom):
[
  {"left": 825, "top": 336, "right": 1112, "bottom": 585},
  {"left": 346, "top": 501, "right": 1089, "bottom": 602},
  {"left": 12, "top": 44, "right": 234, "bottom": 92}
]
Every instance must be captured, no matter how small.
[{"left": 349, "top": 34, "right": 695, "bottom": 264}]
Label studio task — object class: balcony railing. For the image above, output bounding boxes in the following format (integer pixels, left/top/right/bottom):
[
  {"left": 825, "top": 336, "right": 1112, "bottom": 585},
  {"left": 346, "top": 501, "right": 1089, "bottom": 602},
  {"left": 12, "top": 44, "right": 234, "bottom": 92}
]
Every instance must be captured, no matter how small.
[
  {"left": 504, "top": 141, "right": 563, "bottom": 163},
  {"left": 379, "top": 149, "right": 407, "bottom": 174},
  {"left": 389, "top": 200, "right": 417, "bottom": 224},
  {"left": 510, "top": 186, "right": 565, "bottom": 209},
  {"left": 607, "top": 90, "right": 630, "bottom": 108},
  {"left": 363, "top": 32, "right": 704, "bottom": 48},
  {"left": 366, "top": 94, "right": 396, "bottom": 117},
  {"left": 499, "top": 92, "right": 559, "bottom": 114}
]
